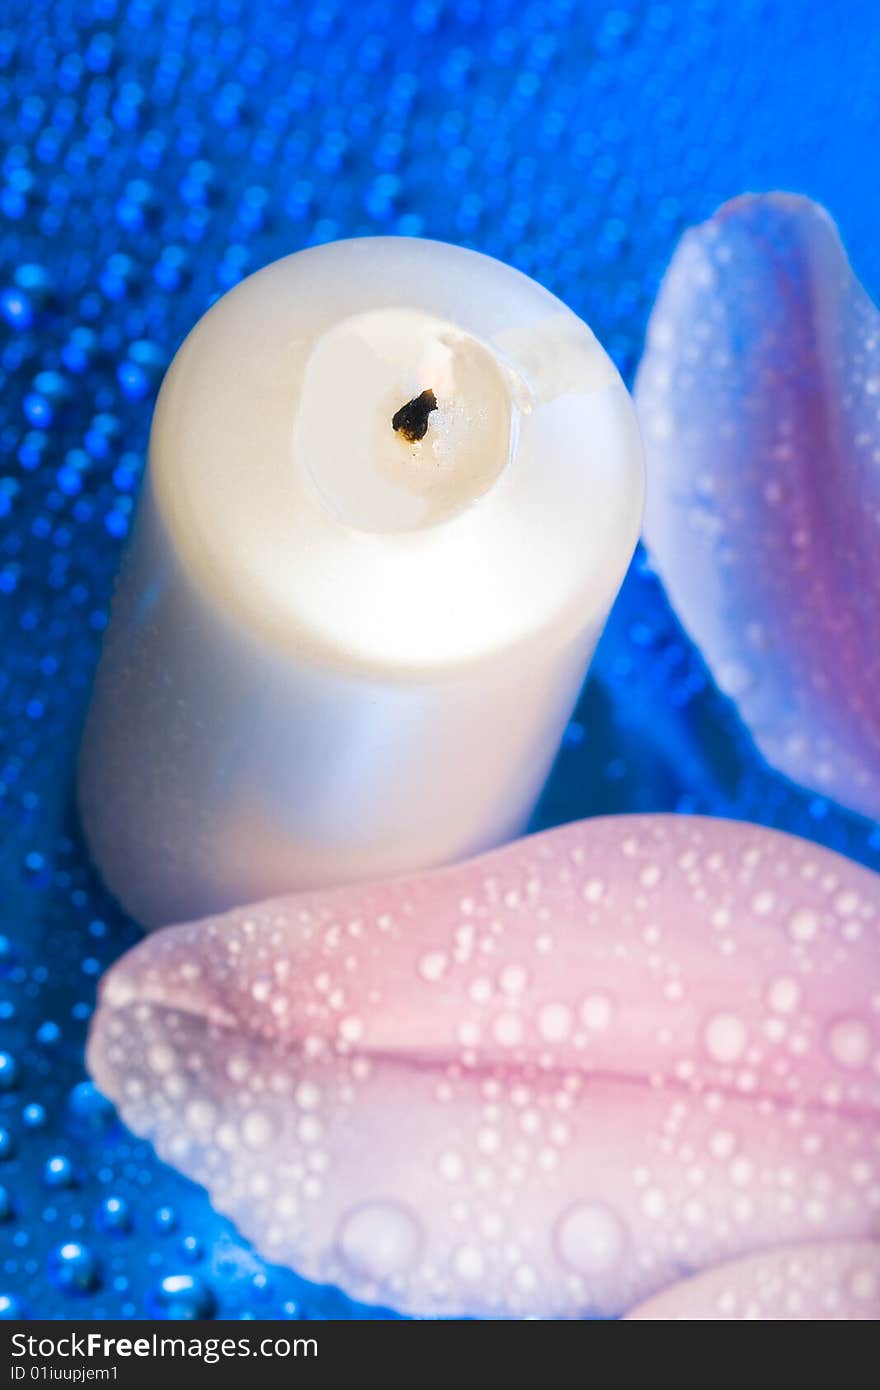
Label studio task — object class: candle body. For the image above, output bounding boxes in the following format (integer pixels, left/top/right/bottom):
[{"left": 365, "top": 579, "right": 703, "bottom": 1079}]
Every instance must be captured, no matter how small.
[
  {"left": 80, "top": 486, "right": 602, "bottom": 925},
  {"left": 79, "top": 238, "right": 643, "bottom": 927}
]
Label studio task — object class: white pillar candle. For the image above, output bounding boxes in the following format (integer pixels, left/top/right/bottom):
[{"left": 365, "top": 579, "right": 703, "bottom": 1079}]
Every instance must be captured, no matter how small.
[{"left": 79, "top": 238, "right": 643, "bottom": 928}]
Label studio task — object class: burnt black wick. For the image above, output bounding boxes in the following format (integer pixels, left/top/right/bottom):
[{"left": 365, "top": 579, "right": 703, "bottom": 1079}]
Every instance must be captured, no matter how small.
[{"left": 392, "top": 388, "right": 437, "bottom": 443}]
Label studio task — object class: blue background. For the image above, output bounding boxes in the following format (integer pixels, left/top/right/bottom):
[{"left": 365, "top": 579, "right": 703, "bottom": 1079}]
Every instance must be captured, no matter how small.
[{"left": 1, "top": 0, "right": 878, "bottom": 1320}]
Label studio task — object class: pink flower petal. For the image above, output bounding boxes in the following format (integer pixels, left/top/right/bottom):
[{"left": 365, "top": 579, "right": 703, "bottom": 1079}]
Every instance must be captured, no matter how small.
[
  {"left": 635, "top": 193, "right": 880, "bottom": 820},
  {"left": 625, "top": 1240, "right": 880, "bottom": 1320},
  {"left": 87, "top": 815, "right": 880, "bottom": 1317}
]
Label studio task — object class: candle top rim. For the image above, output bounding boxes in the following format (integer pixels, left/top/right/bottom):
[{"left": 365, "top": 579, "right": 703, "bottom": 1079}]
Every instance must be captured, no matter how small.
[{"left": 148, "top": 236, "right": 644, "bottom": 675}]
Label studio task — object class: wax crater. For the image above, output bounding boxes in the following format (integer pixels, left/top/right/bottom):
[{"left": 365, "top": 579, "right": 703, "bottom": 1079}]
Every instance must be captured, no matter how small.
[{"left": 298, "top": 306, "right": 519, "bottom": 533}]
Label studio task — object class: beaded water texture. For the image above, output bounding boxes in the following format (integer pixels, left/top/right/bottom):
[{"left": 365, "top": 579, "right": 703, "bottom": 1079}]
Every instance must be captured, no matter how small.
[{"left": 1, "top": 0, "right": 879, "bottom": 1320}]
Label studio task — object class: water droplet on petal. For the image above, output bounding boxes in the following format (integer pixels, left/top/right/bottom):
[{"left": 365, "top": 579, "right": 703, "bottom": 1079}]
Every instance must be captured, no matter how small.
[
  {"left": 337, "top": 1201, "right": 422, "bottom": 1282},
  {"left": 537, "top": 1002, "right": 571, "bottom": 1042},
  {"left": 418, "top": 951, "right": 447, "bottom": 982},
  {"left": 788, "top": 908, "right": 820, "bottom": 942},
  {"left": 242, "top": 1110, "right": 275, "bottom": 1149},
  {"left": 339, "top": 1016, "right": 364, "bottom": 1044},
  {"left": 295, "top": 1081, "right": 321, "bottom": 1109},
  {"left": 766, "top": 976, "right": 801, "bottom": 1014},
  {"left": 827, "top": 1017, "right": 871, "bottom": 1069},
  {"left": 438, "top": 1151, "right": 464, "bottom": 1181},
  {"left": 555, "top": 1202, "right": 627, "bottom": 1275},
  {"left": 185, "top": 1099, "right": 216, "bottom": 1131},
  {"left": 703, "top": 1012, "right": 747, "bottom": 1063},
  {"left": 580, "top": 994, "right": 613, "bottom": 1031},
  {"left": 147, "top": 1043, "right": 175, "bottom": 1075},
  {"left": 493, "top": 1012, "right": 523, "bottom": 1046},
  {"left": 452, "top": 1245, "right": 485, "bottom": 1282},
  {"left": 499, "top": 965, "right": 528, "bottom": 996}
]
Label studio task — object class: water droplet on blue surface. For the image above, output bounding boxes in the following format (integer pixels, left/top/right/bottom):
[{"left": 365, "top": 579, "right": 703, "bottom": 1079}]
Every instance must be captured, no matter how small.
[
  {"left": 0, "top": 1051, "right": 19, "bottom": 1090},
  {"left": 43, "top": 1154, "right": 76, "bottom": 1188},
  {"left": 96, "top": 1196, "right": 131, "bottom": 1233},
  {"left": 67, "top": 1081, "right": 115, "bottom": 1133},
  {"left": 48, "top": 1241, "right": 101, "bottom": 1293},
  {"left": 153, "top": 1205, "right": 178, "bottom": 1235},
  {"left": 147, "top": 1273, "right": 216, "bottom": 1320}
]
